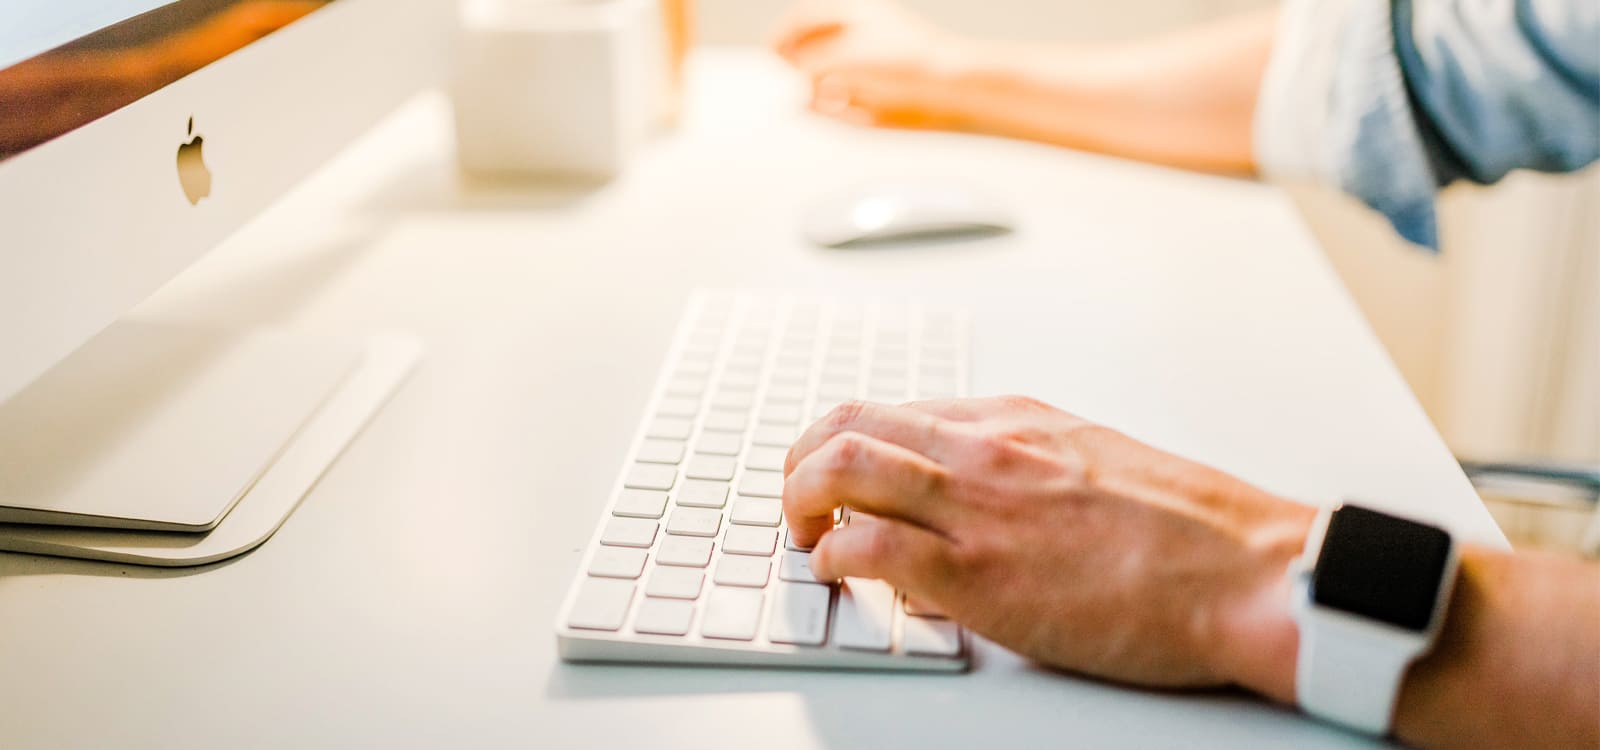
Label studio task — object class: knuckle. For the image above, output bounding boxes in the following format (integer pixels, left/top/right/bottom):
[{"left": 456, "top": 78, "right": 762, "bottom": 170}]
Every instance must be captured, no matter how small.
[
  {"left": 945, "top": 534, "right": 987, "bottom": 571},
  {"left": 999, "top": 424, "right": 1050, "bottom": 446},
  {"left": 974, "top": 427, "right": 1016, "bottom": 457},
  {"left": 966, "top": 426, "right": 1030, "bottom": 474},
  {"left": 915, "top": 461, "right": 951, "bottom": 498},
  {"left": 921, "top": 411, "right": 949, "bottom": 444},
  {"left": 999, "top": 394, "right": 1048, "bottom": 412},
  {"left": 822, "top": 431, "right": 867, "bottom": 477},
  {"left": 826, "top": 400, "right": 870, "bottom": 431}
]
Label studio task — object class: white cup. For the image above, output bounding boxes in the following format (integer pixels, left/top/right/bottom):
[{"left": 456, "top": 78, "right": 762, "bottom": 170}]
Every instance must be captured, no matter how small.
[{"left": 452, "top": 0, "right": 663, "bottom": 177}]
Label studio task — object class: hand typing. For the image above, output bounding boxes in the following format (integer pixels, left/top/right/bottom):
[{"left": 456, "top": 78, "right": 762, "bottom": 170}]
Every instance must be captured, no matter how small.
[{"left": 783, "top": 396, "right": 1313, "bottom": 698}]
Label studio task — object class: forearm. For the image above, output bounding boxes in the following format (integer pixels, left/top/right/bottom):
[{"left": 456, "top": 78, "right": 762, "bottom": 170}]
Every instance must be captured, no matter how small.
[
  {"left": 944, "top": 8, "right": 1279, "bottom": 173},
  {"left": 1392, "top": 549, "right": 1600, "bottom": 748},
  {"left": 1228, "top": 542, "right": 1600, "bottom": 747}
]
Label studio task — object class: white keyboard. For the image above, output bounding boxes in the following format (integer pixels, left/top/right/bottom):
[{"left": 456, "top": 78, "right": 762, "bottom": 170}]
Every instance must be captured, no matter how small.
[{"left": 555, "top": 291, "right": 971, "bottom": 671}]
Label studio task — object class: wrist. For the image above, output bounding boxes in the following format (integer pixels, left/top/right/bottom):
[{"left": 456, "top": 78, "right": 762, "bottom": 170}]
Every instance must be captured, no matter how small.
[
  {"left": 924, "top": 37, "right": 1000, "bottom": 126},
  {"left": 1212, "top": 500, "right": 1317, "bottom": 704}
]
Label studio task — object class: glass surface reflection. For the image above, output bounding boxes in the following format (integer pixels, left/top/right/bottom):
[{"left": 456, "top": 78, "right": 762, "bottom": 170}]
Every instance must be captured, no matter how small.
[{"left": 0, "top": 0, "right": 329, "bottom": 159}]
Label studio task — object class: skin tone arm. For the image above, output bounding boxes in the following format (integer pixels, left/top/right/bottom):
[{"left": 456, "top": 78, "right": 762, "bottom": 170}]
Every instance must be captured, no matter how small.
[
  {"left": 770, "top": 0, "right": 1276, "bottom": 173},
  {"left": 782, "top": 397, "right": 1600, "bottom": 749}
]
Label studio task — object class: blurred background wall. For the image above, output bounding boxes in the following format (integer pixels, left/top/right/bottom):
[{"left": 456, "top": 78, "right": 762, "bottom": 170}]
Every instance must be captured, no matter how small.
[{"left": 701, "top": 0, "right": 1600, "bottom": 475}]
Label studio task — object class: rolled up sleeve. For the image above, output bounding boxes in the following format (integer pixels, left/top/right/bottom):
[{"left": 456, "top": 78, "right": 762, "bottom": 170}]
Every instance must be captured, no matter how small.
[{"left": 1253, "top": 0, "right": 1600, "bottom": 250}]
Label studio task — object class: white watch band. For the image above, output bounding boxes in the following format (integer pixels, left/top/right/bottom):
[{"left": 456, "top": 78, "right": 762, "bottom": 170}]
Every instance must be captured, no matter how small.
[{"left": 1295, "top": 606, "right": 1417, "bottom": 734}]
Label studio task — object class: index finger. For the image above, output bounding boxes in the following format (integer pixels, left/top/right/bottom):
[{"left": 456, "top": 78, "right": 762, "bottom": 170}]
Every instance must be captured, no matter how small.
[
  {"left": 784, "top": 400, "right": 954, "bottom": 477},
  {"left": 782, "top": 430, "right": 953, "bottom": 548}
]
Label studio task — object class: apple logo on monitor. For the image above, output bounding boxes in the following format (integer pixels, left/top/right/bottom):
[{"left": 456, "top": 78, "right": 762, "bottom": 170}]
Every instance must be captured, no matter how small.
[{"left": 176, "top": 117, "right": 211, "bottom": 205}]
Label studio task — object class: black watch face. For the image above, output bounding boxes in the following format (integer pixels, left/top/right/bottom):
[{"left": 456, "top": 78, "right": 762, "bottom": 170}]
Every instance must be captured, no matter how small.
[{"left": 1310, "top": 505, "right": 1453, "bottom": 632}]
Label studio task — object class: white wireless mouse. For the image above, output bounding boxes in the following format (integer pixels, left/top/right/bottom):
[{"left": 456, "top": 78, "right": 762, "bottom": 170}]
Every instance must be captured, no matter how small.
[{"left": 801, "top": 179, "right": 1014, "bottom": 248}]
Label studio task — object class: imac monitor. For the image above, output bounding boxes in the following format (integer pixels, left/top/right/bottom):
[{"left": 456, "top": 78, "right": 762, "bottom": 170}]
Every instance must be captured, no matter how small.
[{"left": 0, "top": 0, "right": 452, "bottom": 405}]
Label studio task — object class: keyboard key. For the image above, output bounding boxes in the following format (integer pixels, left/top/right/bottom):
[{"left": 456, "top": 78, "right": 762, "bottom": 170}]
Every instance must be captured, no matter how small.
[
  {"left": 776, "top": 352, "right": 811, "bottom": 369},
  {"left": 612, "top": 489, "right": 668, "bottom": 519},
  {"left": 764, "top": 384, "right": 806, "bottom": 403},
  {"left": 817, "top": 382, "right": 856, "bottom": 400},
  {"left": 657, "top": 536, "right": 714, "bottom": 567},
  {"left": 752, "top": 425, "right": 796, "bottom": 447},
  {"left": 720, "top": 370, "right": 759, "bottom": 389},
  {"left": 821, "top": 364, "right": 857, "bottom": 382},
  {"left": 734, "top": 329, "right": 770, "bottom": 346},
  {"left": 667, "top": 507, "right": 722, "bottom": 537},
  {"left": 744, "top": 446, "right": 787, "bottom": 472},
  {"left": 694, "top": 432, "right": 744, "bottom": 456},
  {"left": 664, "top": 377, "right": 706, "bottom": 397},
  {"left": 685, "top": 454, "right": 737, "bottom": 481},
  {"left": 675, "top": 360, "right": 711, "bottom": 376},
  {"left": 633, "top": 598, "right": 694, "bottom": 636},
  {"left": 918, "top": 375, "right": 958, "bottom": 395},
  {"left": 723, "top": 526, "right": 778, "bottom": 556},
  {"left": 712, "top": 392, "right": 755, "bottom": 411},
  {"left": 834, "top": 577, "right": 895, "bottom": 651},
  {"left": 657, "top": 397, "right": 700, "bottom": 417},
  {"left": 702, "top": 410, "right": 748, "bottom": 432},
  {"left": 784, "top": 528, "right": 813, "bottom": 552},
  {"left": 758, "top": 404, "right": 802, "bottom": 425},
  {"left": 738, "top": 470, "right": 785, "bottom": 498},
  {"left": 827, "top": 338, "right": 861, "bottom": 356},
  {"left": 825, "top": 348, "right": 860, "bottom": 364},
  {"left": 645, "top": 567, "right": 705, "bottom": 599},
  {"left": 635, "top": 439, "right": 685, "bottom": 465},
  {"left": 600, "top": 517, "right": 658, "bottom": 548},
  {"left": 902, "top": 615, "right": 962, "bottom": 656},
  {"left": 869, "top": 376, "right": 908, "bottom": 393},
  {"left": 624, "top": 463, "right": 677, "bottom": 491},
  {"left": 770, "top": 368, "right": 809, "bottom": 385},
  {"left": 684, "top": 329, "right": 719, "bottom": 348},
  {"left": 871, "top": 361, "right": 907, "bottom": 378},
  {"left": 646, "top": 417, "right": 693, "bottom": 440},
  {"left": 701, "top": 587, "right": 764, "bottom": 641},
  {"left": 681, "top": 343, "right": 718, "bottom": 362},
  {"left": 778, "top": 551, "right": 816, "bottom": 582},
  {"left": 767, "top": 582, "right": 831, "bottom": 646},
  {"left": 726, "top": 354, "right": 764, "bottom": 373},
  {"left": 676, "top": 479, "right": 729, "bottom": 509},
  {"left": 869, "top": 388, "right": 907, "bottom": 404},
  {"left": 567, "top": 578, "right": 635, "bottom": 631},
  {"left": 730, "top": 497, "right": 783, "bottom": 527},
  {"left": 588, "top": 547, "right": 647, "bottom": 579},
  {"left": 713, "top": 556, "right": 771, "bottom": 587}
]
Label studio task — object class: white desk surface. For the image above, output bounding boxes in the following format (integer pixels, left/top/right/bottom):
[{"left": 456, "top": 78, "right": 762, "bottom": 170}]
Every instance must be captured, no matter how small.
[{"left": 0, "top": 49, "right": 1501, "bottom": 749}]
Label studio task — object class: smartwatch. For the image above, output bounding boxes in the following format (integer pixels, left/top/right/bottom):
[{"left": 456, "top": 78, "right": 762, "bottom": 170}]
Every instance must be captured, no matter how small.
[{"left": 1289, "top": 503, "right": 1460, "bottom": 735}]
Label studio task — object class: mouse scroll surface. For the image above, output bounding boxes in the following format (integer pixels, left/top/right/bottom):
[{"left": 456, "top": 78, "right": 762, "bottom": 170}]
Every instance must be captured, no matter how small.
[{"left": 802, "top": 180, "right": 1014, "bottom": 248}]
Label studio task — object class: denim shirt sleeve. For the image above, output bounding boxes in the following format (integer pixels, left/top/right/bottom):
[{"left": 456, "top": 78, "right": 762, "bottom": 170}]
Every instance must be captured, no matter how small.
[{"left": 1253, "top": 0, "right": 1600, "bottom": 250}]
